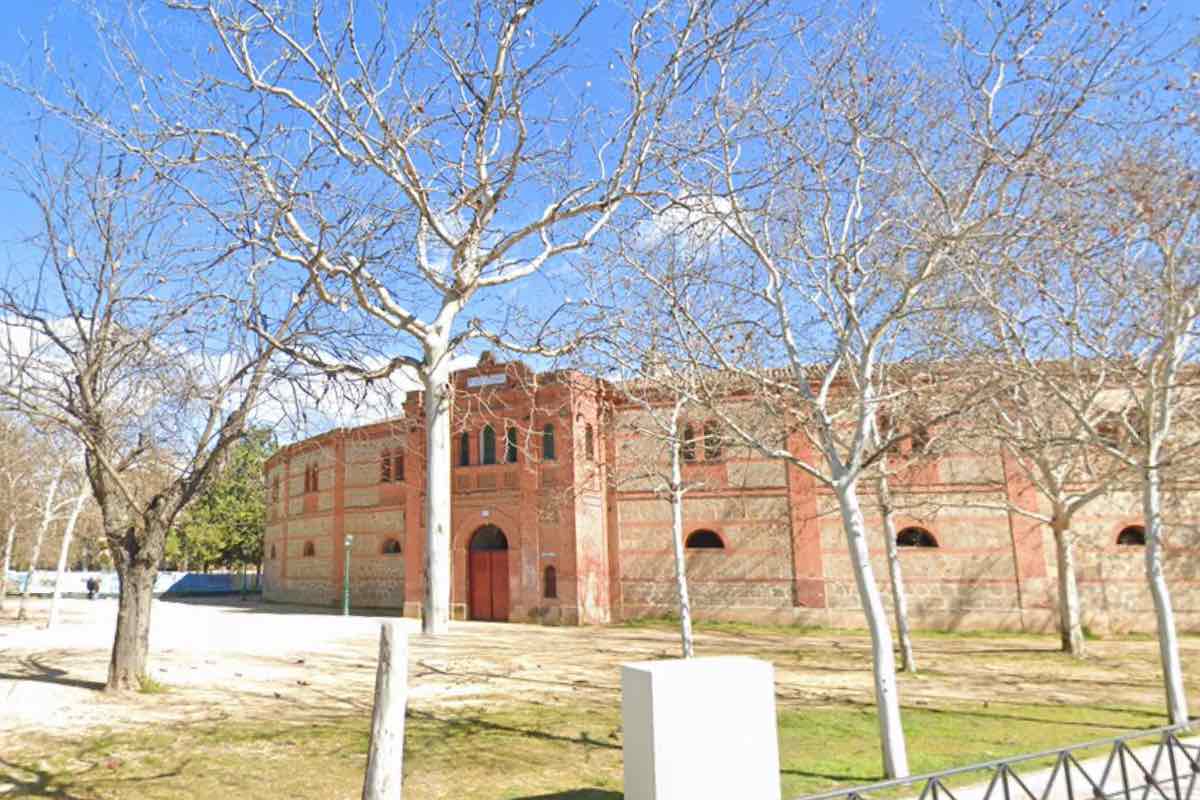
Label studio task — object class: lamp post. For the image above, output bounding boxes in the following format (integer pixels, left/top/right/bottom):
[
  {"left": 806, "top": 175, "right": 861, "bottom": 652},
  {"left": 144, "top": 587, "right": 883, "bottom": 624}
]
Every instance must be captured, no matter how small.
[{"left": 343, "top": 534, "right": 355, "bottom": 617}]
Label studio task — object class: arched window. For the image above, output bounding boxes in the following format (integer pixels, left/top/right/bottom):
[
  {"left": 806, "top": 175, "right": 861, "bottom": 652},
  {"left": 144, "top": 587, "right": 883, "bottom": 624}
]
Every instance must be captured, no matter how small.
[
  {"left": 380, "top": 448, "right": 392, "bottom": 483},
  {"left": 585, "top": 424, "right": 595, "bottom": 461},
  {"left": 1097, "top": 415, "right": 1121, "bottom": 449},
  {"left": 506, "top": 426, "right": 519, "bottom": 463},
  {"left": 897, "top": 527, "right": 938, "bottom": 548},
  {"left": 459, "top": 432, "right": 471, "bottom": 466},
  {"left": 910, "top": 426, "right": 930, "bottom": 454},
  {"left": 543, "top": 424, "right": 556, "bottom": 461},
  {"left": 381, "top": 538, "right": 402, "bottom": 555},
  {"left": 681, "top": 424, "right": 697, "bottom": 462},
  {"left": 543, "top": 565, "right": 558, "bottom": 599},
  {"left": 877, "top": 413, "right": 900, "bottom": 454},
  {"left": 686, "top": 529, "right": 724, "bottom": 549},
  {"left": 302, "top": 541, "right": 316, "bottom": 557},
  {"left": 270, "top": 544, "right": 277, "bottom": 560},
  {"left": 1117, "top": 525, "right": 1147, "bottom": 546},
  {"left": 481, "top": 425, "right": 497, "bottom": 465},
  {"left": 703, "top": 420, "right": 723, "bottom": 461}
]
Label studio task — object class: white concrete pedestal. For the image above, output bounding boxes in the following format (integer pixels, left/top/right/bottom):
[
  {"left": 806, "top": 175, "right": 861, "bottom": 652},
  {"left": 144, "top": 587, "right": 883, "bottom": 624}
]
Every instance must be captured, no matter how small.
[{"left": 622, "top": 656, "right": 781, "bottom": 800}]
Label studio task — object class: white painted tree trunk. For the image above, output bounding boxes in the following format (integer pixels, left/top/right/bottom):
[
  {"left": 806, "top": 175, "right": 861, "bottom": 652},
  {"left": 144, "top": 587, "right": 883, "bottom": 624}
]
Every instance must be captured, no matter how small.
[
  {"left": 1142, "top": 465, "right": 1189, "bottom": 727},
  {"left": 1051, "top": 519, "right": 1085, "bottom": 658},
  {"left": 876, "top": 476, "right": 915, "bottom": 674},
  {"left": 836, "top": 479, "right": 910, "bottom": 778},
  {"left": 47, "top": 487, "right": 89, "bottom": 629},
  {"left": 0, "top": 522, "right": 16, "bottom": 611},
  {"left": 18, "top": 469, "right": 62, "bottom": 621},
  {"left": 362, "top": 621, "right": 408, "bottom": 800},
  {"left": 422, "top": 352, "right": 453, "bottom": 636},
  {"left": 669, "top": 420, "right": 695, "bottom": 658}
]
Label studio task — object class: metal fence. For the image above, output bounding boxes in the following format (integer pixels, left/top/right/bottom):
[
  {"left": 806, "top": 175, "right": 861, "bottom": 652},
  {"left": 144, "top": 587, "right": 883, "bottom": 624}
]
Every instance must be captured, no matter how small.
[{"left": 798, "top": 724, "right": 1199, "bottom": 800}]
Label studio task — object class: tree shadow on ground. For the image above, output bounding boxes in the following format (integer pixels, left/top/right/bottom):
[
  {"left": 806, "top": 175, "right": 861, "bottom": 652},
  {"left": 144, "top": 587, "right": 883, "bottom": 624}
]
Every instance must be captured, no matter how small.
[
  {"left": 511, "top": 792, "right": 622, "bottom": 799},
  {"left": 0, "top": 757, "right": 90, "bottom": 800},
  {"left": 0, "top": 754, "right": 187, "bottom": 800},
  {"left": 407, "top": 710, "right": 621, "bottom": 751},
  {"left": 157, "top": 595, "right": 407, "bottom": 619},
  {"left": 0, "top": 654, "right": 105, "bottom": 691}
]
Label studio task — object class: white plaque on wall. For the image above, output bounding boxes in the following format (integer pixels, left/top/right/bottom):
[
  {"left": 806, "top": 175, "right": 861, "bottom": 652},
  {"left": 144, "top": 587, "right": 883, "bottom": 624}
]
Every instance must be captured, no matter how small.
[{"left": 466, "top": 373, "right": 507, "bottom": 388}]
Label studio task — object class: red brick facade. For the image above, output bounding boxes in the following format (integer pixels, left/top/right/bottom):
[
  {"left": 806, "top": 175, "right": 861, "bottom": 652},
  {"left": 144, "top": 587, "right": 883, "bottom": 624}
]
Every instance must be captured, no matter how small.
[{"left": 263, "top": 359, "right": 1200, "bottom": 633}]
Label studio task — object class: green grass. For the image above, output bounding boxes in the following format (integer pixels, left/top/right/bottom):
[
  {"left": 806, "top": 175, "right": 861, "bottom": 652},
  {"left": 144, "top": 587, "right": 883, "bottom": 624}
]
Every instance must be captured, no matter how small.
[
  {"left": 136, "top": 677, "right": 170, "bottom": 695},
  {"left": 619, "top": 614, "right": 1196, "bottom": 643},
  {"left": 0, "top": 697, "right": 1167, "bottom": 799}
]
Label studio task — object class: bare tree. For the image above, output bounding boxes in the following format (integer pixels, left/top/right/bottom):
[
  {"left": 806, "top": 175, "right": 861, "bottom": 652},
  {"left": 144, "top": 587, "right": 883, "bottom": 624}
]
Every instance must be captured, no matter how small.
[
  {"left": 16, "top": 462, "right": 65, "bottom": 621},
  {"left": 649, "top": 2, "right": 1166, "bottom": 777},
  {"left": 0, "top": 130, "right": 311, "bottom": 690},
  {"left": 950, "top": 355, "right": 1135, "bottom": 658},
  {"left": 47, "top": 482, "right": 92, "bottom": 629},
  {"left": 21, "top": 0, "right": 769, "bottom": 635},
  {"left": 1075, "top": 145, "right": 1198, "bottom": 726},
  {"left": 0, "top": 416, "right": 44, "bottom": 611},
  {"left": 583, "top": 296, "right": 708, "bottom": 657}
]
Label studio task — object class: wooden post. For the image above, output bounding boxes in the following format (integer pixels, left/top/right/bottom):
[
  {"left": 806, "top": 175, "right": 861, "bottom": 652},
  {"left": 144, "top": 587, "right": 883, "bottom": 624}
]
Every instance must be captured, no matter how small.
[{"left": 362, "top": 622, "right": 408, "bottom": 800}]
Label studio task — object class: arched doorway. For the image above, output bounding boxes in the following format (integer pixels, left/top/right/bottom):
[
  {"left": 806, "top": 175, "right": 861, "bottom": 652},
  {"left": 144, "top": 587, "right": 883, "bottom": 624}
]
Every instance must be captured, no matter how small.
[{"left": 468, "top": 525, "right": 510, "bottom": 621}]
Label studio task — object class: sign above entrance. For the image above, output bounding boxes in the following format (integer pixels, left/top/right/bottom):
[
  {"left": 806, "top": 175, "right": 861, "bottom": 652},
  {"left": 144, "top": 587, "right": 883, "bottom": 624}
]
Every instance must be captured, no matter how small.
[{"left": 467, "top": 373, "right": 507, "bottom": 388}]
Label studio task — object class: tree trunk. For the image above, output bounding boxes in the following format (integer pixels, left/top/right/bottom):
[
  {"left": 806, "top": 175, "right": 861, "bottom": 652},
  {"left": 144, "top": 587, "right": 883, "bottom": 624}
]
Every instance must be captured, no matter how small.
[
  {"left": 361, "top": 622, "right": 409, "bottom": 800},
  {"left": 1051, "top": 518, "right": 1085, "bottom": 658},
  {"left": 876, "top": 475, "right": 915, "bottom": 673},
  {"left": 421, "top": 353, "right": 453, "bottom": 636},
  {"left": 107, "top": 551, "right": 157, "bottom": 691},
  {"left": 669, "top": 419, "right": 695, "bottom": 657},
  {"left": 1142, "top": 465, "right": 1189, "bottom": 727},
  {"left": 836, "top": 478, "right": 910, "bottom": 778},
  {"left": 18, "top": 469, "right": 62, "bottom": 621},
  {"left": 0, "top": 522, "right": 16, "bottom": 611},
  {"left": 47, "top": 488, "right": 89, "bottom": 629}
]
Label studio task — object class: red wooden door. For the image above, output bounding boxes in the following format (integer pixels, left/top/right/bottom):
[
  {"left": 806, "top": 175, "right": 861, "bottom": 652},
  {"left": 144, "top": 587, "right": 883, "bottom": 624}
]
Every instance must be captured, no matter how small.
[
  {"left": 470, "top": 550, "right": 492, "bottom": 620},
  {"left": 489, "top": 550, "right": 509, "bottom": 621}
]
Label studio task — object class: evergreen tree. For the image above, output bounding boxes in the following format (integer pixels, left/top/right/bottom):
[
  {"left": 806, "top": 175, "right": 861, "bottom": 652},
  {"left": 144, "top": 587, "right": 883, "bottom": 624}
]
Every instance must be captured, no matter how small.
[{"left": 168, "top": 431, "right": 274, "bottom": 572}]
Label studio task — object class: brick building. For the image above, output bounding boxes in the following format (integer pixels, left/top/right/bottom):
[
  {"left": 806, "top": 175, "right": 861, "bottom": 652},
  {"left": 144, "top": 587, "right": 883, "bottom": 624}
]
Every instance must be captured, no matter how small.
[{"left": 262, "top": 357, "right": 1200, "bottom": 633}]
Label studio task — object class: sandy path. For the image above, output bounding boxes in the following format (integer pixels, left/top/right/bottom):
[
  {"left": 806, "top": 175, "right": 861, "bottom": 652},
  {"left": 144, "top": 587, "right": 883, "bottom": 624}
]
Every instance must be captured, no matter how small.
[{"left": 1, "top": 597, "right": 1193, "bottom": 741}]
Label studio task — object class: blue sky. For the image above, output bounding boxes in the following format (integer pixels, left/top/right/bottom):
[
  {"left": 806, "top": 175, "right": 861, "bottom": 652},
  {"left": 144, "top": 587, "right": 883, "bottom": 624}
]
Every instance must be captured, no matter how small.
[
  {"left": 0, "top": 0, "right": 1193, "bottom": 384},
  {"left": 0, "top": 0, "right": 942, "bottom": 275}
]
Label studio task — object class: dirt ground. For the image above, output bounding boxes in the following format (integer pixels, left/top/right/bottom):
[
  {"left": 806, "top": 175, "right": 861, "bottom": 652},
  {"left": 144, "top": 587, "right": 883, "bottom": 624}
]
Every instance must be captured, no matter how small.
[{"left": 0, "top": 596, "right": 1193, "bottom": 743}]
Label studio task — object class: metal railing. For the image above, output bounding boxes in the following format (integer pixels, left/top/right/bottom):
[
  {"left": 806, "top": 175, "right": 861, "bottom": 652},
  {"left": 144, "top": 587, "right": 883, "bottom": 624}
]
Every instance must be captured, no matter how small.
[{"left": 797, "top": 724, "right": 1200, "bottom": 800}]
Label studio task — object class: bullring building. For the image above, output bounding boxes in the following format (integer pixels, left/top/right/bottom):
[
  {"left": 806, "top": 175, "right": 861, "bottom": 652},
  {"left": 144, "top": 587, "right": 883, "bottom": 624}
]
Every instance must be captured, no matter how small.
[{"left": 262, "top": 355, "right": 1195, "bottom": 633}]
